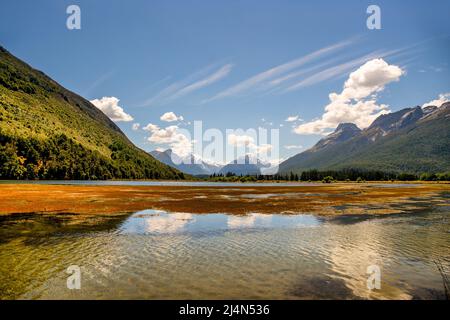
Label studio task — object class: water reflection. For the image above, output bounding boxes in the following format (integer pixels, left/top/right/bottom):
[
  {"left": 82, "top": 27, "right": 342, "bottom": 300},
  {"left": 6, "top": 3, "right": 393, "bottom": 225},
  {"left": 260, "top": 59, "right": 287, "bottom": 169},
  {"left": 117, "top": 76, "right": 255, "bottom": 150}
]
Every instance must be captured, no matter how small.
[
  {"left": 227, "top": 214, "right": 271, "bottom": 229},
  {"left": 119, "top": 210, "right": 320, "bottom": 234},
  {"left": 119, "top": 211, "right": 194, "bottom": 234},
  {"left": 0, "top": 206, "right": 448, "bottom": 300}
]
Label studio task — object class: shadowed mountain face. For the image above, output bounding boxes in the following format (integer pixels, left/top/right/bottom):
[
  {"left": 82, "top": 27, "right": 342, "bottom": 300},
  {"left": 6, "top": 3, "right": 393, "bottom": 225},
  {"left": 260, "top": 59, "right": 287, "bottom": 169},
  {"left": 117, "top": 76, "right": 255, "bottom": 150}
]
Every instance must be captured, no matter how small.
[
  {"left": 311, "top": 123, "right": 361, "bottom": 152},
  {"left": 150, "top": 149, "right": 222, "bottom": 176},
  {"left": 279, "top": 103, "right": 450, "bottom": 174},
  {"left": 0, "top": 46, "right": 184, "bottom": 180},
  {"left": 363, "top": 106, "right": 425, "bottom": 142}
]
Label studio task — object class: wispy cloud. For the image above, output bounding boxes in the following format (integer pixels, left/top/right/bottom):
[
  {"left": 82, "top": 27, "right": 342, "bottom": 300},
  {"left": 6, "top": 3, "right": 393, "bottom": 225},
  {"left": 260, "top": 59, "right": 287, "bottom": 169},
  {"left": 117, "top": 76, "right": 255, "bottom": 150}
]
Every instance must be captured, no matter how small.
[
  {"left": 171, "top": 64, "right": 233, "bottom": 99},
  {"left": 141, "top": 82, "right": 184, "bottom": 107},
  {"left": 284, "top": 145, "right": 303, "bottom": 150},
  {"left": 285, "top": 115, "right": 300, "bottom": 122},
  {"left": 266, "top": 52, "right": 355, "bottom": 91},
  {"left": 268, "top": 60, "right": 332, "bottom": 87},
  {"left": 284, "top": 49, "right": 401, "bottom": 92},
  {"left": 141, "top": 63, "right": 233, "bottom": 107},
  {"left": 204, "top": 38, "right": 356, "bottom": 102},
  {"left": 84, "top": 70, "right": 115, "bottom": 96}
]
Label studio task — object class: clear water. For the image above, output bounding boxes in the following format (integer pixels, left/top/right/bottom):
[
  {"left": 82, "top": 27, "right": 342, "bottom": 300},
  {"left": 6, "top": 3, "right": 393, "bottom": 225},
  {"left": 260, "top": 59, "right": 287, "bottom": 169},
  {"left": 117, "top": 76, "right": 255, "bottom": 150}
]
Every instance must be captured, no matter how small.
[{"left": 1, "top": 204, "right": 449, "bottom": 300}]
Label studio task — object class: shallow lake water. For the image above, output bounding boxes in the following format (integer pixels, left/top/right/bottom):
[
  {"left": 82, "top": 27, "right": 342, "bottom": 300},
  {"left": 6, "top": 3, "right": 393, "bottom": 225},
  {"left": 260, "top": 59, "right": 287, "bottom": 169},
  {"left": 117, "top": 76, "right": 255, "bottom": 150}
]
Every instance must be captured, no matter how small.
[{"left": 1, "top": 195, "right": 449, "bottom": 300}]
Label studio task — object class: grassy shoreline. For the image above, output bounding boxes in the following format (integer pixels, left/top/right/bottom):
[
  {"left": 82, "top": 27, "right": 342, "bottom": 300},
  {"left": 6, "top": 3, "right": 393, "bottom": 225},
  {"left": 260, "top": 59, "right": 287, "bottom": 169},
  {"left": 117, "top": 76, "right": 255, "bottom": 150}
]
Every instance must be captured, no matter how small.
[{"left": 1, "top": 182, "right": 449, "bottom": 216}]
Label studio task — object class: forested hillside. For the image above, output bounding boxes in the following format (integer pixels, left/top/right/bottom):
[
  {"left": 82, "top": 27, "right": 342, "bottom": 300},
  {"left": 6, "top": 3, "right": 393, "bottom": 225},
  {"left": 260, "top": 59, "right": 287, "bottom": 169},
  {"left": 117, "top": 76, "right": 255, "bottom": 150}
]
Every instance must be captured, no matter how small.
[
  {"left": 0, "top": 46, "right": 185, "bottom": 180},
  {"left": 280, "top": 105, "right": 450, "bottom": 174}
]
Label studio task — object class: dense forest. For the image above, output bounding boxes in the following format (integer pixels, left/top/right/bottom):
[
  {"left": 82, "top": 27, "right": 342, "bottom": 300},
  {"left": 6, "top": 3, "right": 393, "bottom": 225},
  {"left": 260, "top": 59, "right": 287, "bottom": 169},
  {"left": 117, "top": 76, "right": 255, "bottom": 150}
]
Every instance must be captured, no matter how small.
[
  {"left": 209, "top": 169, "right": 450, "bottom": 183},
  {"left": 0, "top": 46, "right": 185, "bottom": 180},
  {"left": 0, "top": 130, "right": 185, "bottom": 180}
]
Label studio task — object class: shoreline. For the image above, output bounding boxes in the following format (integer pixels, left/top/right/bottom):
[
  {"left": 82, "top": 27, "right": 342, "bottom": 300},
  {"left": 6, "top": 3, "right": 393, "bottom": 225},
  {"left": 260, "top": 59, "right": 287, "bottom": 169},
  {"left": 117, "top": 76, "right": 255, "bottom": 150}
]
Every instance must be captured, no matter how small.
[
  {"left": 1, "top": 182, "right": 449, "bottom": 216},
  {"left": 1, "top": 179, "right": 449, "bottom": 184}
]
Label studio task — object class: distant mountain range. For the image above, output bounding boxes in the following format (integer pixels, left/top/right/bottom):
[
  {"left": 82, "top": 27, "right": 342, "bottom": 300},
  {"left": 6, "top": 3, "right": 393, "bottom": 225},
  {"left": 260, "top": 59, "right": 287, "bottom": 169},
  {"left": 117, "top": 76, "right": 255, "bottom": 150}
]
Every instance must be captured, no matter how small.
[
  {"left": 219, "top": 154, "right": 272, "bottom": 176},
  {"left": 150, "top": 149, "right": 222, "bottom": 176},
  {"left": 152, "top": 101, "right": 450, "bottom": 177},
  {"left": 150, "top": 149, "right": 276, "bottom": 176},
  {"left": 0, "top": 46, "right": 184, "bottom": 180},
  {"left": 279, "top": 103, "right": 450, "bottom": 174}
]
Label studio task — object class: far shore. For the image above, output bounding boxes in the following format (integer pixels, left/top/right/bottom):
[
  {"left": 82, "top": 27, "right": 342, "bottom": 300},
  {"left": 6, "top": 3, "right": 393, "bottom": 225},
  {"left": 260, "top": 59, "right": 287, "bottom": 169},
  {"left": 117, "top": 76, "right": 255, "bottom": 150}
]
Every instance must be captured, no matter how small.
[
  {"left": 1, "top": 182, "right": 449, "bottom": 216},
  {"left": 1, "top": 179, "right": 449, "bottom": 184}
]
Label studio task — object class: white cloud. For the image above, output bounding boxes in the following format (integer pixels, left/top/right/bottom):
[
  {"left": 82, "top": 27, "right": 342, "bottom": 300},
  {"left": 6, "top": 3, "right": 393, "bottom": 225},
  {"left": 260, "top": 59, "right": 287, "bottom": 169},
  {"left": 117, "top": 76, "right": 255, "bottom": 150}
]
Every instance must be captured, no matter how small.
[
  {"left": 284, "top": 145, "right": 303, "bottom": 150},
  {"left": 132, "top": 123, "right": 140, "bottom": 131},
  {"left": 90, "top": 96, "right": 133, "bottom": 122},
  {"left": 294, "top": 59, "right": 404, "bottom": 135},
  {"left": 338, "top": 58, "right": 404, "bottom": 100},
  {"left": 295, "top": 100, "right": 390, "bottom": 135},
  {"left": 145, "top": 124, "right": 192, "bottom": 156},
  {"left": 205, "top": 39, "right": 354, "bottom": 102},
  {"left": 228, "top": 134, "right": 255, "bottom": 147},
  {"left": 285, "top": 51, "right": 392, "bottom": 92},
  {"left": 256, "top": 144, "right": 273, "bottom": 153},
  {"left": 146, "top": 212, "right": 193, "bottom": 233},
  {"left": 228, "top": 213, "right": 272, "bottom": 229},
  {"left": 227, "top": 134, "right": 274, "bottom": 163},
  {"left": 147, "top": 125, "right": 180, "bottom": 143},
  {"left": 285, "top": 115, "right": 300, "bottom": 122},
  {"left": 422, "top": 93, "right": 450, "bottom": 108},
  {"left": 160, "top": 112, "right": 184, "bottom": 122},
  {"left": 143, "top": 123, "right": 160, "bottom": 132}
]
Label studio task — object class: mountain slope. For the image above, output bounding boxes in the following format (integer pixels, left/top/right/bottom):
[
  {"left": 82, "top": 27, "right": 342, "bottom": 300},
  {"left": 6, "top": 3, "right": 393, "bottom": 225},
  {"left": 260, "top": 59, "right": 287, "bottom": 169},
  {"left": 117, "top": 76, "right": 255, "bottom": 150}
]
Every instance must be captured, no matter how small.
[
  {"left": 0, "top": 46, "right": 184, "bottom": 180},
  {"left": 310, "top": 123, "right": 361, "bottom": 152},
  {"left": 279, "top": 104, "right": 450, "bottom": 174}
]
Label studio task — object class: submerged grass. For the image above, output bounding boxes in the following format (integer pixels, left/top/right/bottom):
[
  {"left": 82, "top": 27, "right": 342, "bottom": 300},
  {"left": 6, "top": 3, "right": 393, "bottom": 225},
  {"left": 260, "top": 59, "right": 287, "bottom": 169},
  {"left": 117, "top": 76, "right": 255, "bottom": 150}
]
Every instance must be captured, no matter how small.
[
  {"left": 0, "top": 183, "right": 449, "bottom": 216},
  {"left": 434, "top": 260, "right": 450, "bottom": 300}
]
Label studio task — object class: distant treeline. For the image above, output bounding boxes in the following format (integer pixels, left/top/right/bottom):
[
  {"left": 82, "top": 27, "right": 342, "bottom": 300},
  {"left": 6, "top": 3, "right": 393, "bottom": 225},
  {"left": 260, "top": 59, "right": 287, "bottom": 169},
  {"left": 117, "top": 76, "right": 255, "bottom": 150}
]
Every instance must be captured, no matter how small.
[
  {"left": 0, "top": 132, "right": 185, "bottom": 180},
  {"left": 209, "top": 169, "right": 450, "bottom": 182}
]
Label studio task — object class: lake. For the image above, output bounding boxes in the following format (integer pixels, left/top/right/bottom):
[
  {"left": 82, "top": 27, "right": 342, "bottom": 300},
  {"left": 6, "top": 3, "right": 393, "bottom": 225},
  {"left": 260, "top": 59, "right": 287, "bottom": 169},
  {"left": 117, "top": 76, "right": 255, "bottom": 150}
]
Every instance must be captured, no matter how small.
[{"left": 0, "top": 182, "right": 449, "bottom": 299}]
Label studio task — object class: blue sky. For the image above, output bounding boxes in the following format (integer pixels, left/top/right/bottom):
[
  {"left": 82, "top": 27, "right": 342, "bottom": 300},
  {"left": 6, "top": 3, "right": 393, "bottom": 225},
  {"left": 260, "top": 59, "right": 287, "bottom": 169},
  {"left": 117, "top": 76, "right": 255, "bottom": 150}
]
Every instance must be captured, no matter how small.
[{"left": 1, "top": 0, "right": 449, "bottom": 163}]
